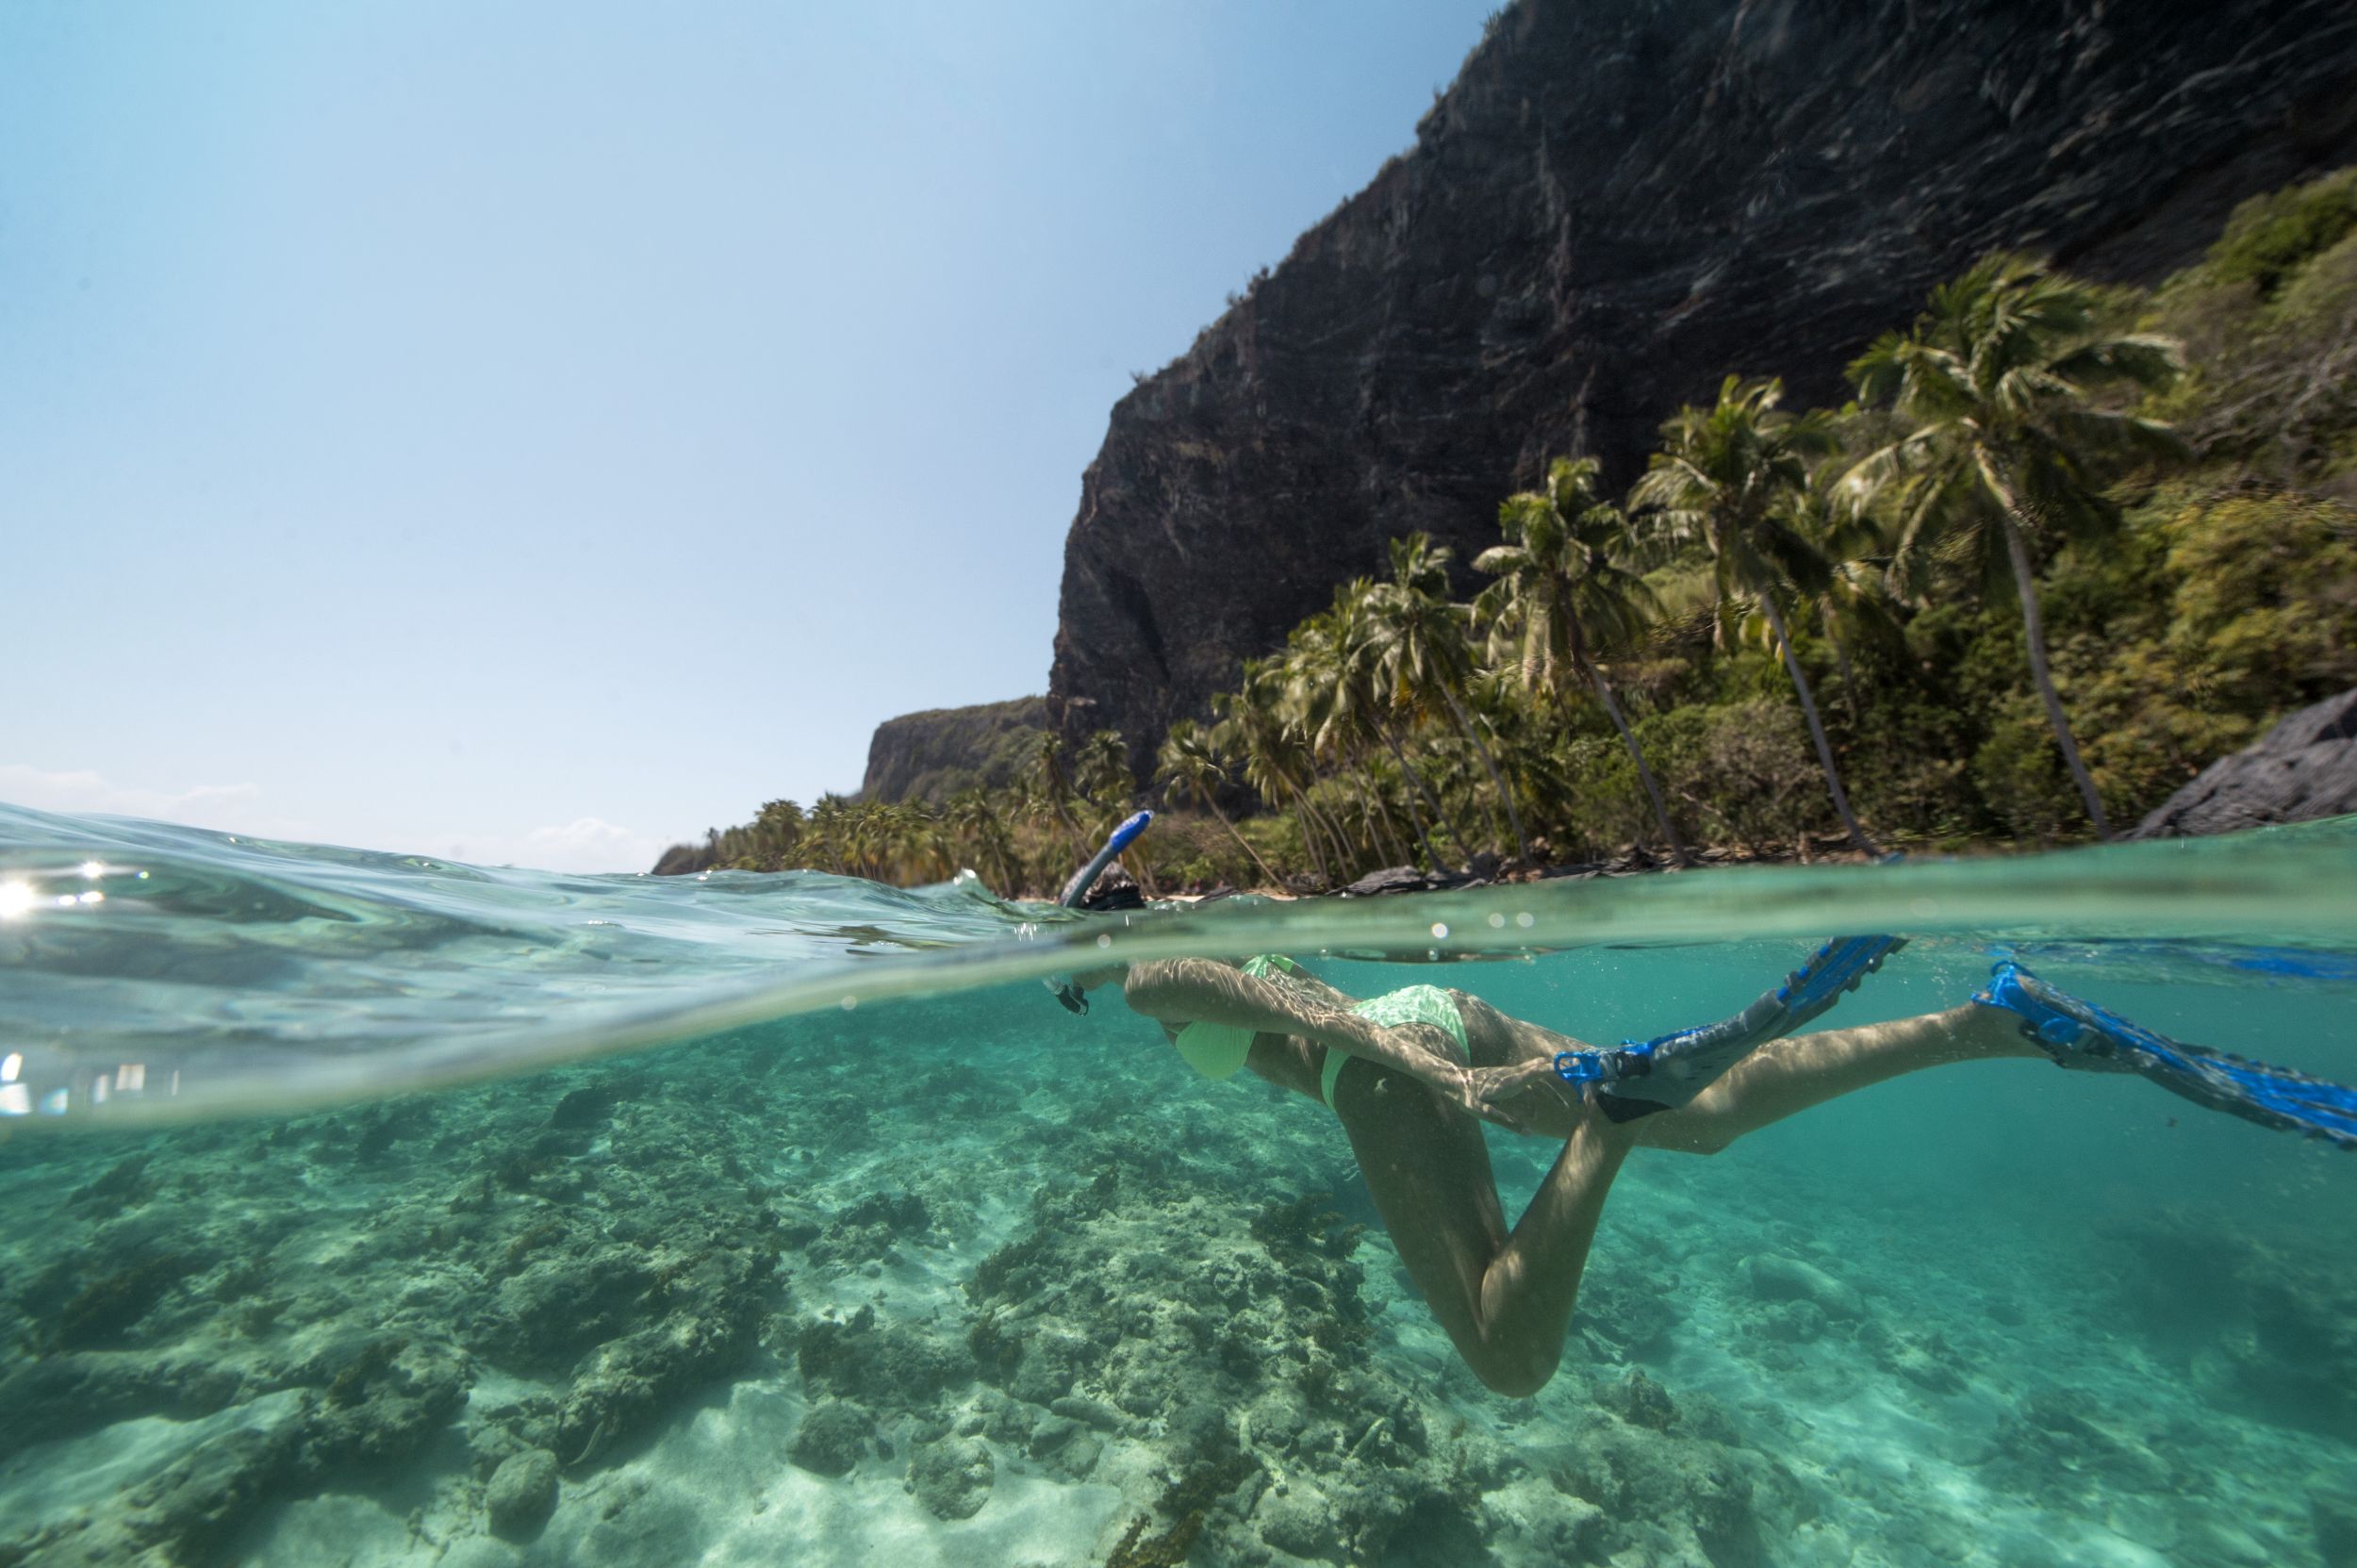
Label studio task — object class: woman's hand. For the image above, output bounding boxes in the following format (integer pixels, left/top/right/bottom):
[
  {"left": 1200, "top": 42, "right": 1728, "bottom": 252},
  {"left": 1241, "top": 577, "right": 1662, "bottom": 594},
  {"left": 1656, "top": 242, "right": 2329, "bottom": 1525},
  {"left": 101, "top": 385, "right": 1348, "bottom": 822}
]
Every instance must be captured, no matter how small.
[
  {"left": 1456, "top": 1059, "right": 1583, "bottom": 1133},
  {"left": 1376, "top": 1024, "right": 1565, "bottom": 1133}
]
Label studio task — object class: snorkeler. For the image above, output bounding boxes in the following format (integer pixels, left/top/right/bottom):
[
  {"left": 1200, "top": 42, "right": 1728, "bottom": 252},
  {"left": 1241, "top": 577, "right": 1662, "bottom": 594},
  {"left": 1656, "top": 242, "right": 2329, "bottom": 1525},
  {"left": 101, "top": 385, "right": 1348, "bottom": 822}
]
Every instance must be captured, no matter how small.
[{"left": 1065, "top": 945, "right": 2354, "bottom": 1396}]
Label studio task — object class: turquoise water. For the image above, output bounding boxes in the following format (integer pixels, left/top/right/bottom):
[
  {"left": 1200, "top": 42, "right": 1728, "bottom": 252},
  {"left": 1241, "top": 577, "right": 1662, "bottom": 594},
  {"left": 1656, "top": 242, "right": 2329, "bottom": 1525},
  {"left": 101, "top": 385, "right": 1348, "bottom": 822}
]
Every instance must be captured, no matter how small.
[{"left": 2, "top": 801, "right": 2353, "bottom": 1566}]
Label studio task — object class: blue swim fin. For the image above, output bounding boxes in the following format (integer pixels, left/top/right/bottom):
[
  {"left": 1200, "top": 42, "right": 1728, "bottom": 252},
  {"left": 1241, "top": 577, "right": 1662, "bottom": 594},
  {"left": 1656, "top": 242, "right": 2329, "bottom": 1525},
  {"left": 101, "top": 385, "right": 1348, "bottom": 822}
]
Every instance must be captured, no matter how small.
[
  {"left": 1976, "top": 962, "right": 2357, "bottom": 1150},
  {"left": 1557, "top": 935, "right": 1907, "bottom": 1115}
]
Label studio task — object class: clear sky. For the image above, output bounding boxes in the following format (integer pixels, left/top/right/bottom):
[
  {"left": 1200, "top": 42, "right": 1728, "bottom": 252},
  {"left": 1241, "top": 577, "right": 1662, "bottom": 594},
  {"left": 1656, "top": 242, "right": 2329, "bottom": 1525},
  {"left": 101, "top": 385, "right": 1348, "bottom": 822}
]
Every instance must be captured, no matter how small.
[{"left": 2, "top": 1, "right": 1497, "bottom": 871}]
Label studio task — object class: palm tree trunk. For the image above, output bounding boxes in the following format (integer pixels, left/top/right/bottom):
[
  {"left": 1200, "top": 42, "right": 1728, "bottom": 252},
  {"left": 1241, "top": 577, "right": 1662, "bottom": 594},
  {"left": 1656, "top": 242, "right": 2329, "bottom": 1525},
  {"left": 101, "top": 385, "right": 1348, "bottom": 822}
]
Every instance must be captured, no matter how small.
[
  {"left": 1206, "top": 796, "right": 1283, "bottom": 887},
  {"left": 1346, "top": 765, "right": 1405, "bottom": 866},
  {"left": 1810, "top": 600, "right": 1864, "bottom": 725},
  {"left": 1302, "top": 788, "right": 1358, "bottom": 883},
  {"left": 1758, "top": 593, "right": 1876, "bottom": 854},
  {"left": 1377, "top": 722, "right": 1460, "bottom": 866},
  {"left": 1577, "top": 663, "right": 1690, "bottom": 866},
  {"left": 1999, "top": 512, "right": 2114, "bottom": 840},
  {"left": 1437, "top": 684, "right": 1531, "bottom": 863},
  {"left": 1287, "top": 789, "right": 1332, "bottom": 885}
]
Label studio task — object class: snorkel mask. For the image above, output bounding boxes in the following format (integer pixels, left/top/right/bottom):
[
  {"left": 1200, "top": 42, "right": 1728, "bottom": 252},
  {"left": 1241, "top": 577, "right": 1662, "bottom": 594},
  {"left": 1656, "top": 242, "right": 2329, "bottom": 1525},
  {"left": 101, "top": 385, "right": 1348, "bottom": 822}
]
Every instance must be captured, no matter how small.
[{"left": 1046, "top": 809, "right": 1154, "bottom": 1014}]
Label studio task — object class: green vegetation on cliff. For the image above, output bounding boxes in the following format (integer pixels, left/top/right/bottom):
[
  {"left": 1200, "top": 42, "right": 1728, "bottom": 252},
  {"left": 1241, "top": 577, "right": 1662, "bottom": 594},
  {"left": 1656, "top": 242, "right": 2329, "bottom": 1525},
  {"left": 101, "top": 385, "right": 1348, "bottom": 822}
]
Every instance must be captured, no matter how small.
[
  {"left": 663, "top": 168, "right": 2357, "bottom": 892},
  {"left": 860, "top": 697, "right": 1048, "bottom": 805}
]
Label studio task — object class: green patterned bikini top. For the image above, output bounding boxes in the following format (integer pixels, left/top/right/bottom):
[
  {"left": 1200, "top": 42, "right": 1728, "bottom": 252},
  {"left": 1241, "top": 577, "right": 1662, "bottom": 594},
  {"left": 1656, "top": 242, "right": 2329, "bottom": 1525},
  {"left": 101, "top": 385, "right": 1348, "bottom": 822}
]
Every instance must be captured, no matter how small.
[{"left": 1173, "top": 955, "right": 1469, "bottom": 1110}]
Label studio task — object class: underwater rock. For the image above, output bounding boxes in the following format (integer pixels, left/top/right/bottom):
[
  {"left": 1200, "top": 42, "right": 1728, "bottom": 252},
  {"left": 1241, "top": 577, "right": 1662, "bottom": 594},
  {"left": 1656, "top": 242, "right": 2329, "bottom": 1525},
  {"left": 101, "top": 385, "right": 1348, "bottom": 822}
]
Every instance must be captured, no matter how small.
[
  {"left": 2102, "top": 1215, "right": 2357, "bottom": 1437},
  {"left": 1876, "top": 1332, "right": 1969, "bottom": 1397},
  {"left": 807, "top": 1189, "right": 931, "bottom": 1268},
  {"left": 0, "top": 1348, "right": 248, "bottom": 1461},
  {"left": 906, "top": 1433, "right": 995, "bottom": 1521},
  {"left": 37, "top": 1246, "right": 204, "bottom": 1352},
  {"left": 1573, "top": 1259, "right": 1684, "bottom": 1362},
  {"left": 0, "top": 1400, "right": 307, "bottom": 1568},
  {"left": 959, "top": 1386, "right": 1035, "bottom": 1446},
  {"left": 1594, "top": 1368, "right": 1679, "bottom": 1431},
  {"left": 557, "top": 1310, "right": 759, "bottom": 1469},
  {"left": 292, "top": 1335, "right": 471, "bottom": 1477},
  {"left": 482, "top": 1246, "right": 660, "bottom": 1373},
  {"left": 121, "top": 1417, "right": 305, "bottom": 1564},
  {"left": 2134, "top": 686, "right": 2357, "bottom": 837},
  {"left": 2315, "top": 1491, "right": 2357, "bottom": 1568},
  {"left": 1552, "top": 1407, "right": 1780, "bottom": 1568},
  {"left": 63, "top": 1153, "right": 157, "bottom": 1212},
  {"left": 1479, "top": 1476, "right": 1606, "bottom": 1564},
  {"left": 1257, "top": 1485, "right": 1347, "bottom": 1561},
  {"left": 1048, "top": 1392, "right": 1125, "bottom": 1433},
  {"left": 787, "top": 1398, "right": 873, "bottom": 1477},
  {"left": 548, "top": 1081, "right": 628, "bottom": 1129},
  {"left": 798, "top": 1303, "right": 975, "bottom": 1406},
  {"left": 485, "top": 1446, "right": 560, "bottom": 1538},
  {"left": 1745, "top": 1252, "right": 1863, "bottom": 1319},
  {"left": 1756, "top": 1298, "right": 1827, "bottom": 1344},
  {"left": 1980, "top": 1385, "right": 2173, "bottom": 1503},
  {"left": 1024, "top": 1412, "right": 1080, "bottom": 1455}
]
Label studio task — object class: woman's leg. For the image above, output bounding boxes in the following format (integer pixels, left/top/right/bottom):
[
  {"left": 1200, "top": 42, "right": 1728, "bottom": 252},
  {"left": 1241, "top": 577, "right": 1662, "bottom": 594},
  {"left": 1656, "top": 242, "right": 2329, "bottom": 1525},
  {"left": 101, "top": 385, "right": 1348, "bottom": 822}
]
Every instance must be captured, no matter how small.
[
  {"left": 1632, "top": 1002, "right": 2042, "bottom": 1154},
  {"left": 1329, "top": 1062, "right": 1633, "bottom": 1397}
]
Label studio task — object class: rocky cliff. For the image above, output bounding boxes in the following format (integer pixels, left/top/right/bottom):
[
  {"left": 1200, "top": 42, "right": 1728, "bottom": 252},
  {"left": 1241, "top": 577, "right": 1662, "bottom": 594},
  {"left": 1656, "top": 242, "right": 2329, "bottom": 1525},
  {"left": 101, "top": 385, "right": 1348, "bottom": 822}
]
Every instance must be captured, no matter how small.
[
  {"left": 1047, "top": 0, "right": 2357, "bottom": 772},
  {"left": 860, "top": 697, "right": 1047, "bottom": 804}
]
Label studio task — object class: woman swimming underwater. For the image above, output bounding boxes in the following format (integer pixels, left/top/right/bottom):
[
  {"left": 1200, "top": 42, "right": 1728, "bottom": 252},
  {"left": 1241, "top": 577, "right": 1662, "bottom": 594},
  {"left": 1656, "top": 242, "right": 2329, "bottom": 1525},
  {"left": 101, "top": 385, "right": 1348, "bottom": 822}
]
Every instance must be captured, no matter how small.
[{"left": 1061, "top": 932, "right": 2357, "bottom": 1397}]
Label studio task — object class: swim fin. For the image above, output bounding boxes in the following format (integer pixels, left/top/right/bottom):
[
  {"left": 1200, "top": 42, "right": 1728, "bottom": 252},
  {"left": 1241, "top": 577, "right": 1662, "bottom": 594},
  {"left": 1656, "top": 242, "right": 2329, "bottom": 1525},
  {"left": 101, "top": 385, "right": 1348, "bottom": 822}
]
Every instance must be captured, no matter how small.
[
  {"left": 1976, "top": 961, "right": 2357, "bottom": 1150},
  {"left": 1557, "top": 935, "right": 1907, "bottom": 1115}
]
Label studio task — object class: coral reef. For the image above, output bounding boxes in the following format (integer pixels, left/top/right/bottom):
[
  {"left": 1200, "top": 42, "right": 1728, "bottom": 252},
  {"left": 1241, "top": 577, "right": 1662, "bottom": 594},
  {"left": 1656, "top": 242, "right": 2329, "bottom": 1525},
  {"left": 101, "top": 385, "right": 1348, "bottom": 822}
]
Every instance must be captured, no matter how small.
[{"left": 1, "top": 987, "right": 2350, "bottom": 1567}]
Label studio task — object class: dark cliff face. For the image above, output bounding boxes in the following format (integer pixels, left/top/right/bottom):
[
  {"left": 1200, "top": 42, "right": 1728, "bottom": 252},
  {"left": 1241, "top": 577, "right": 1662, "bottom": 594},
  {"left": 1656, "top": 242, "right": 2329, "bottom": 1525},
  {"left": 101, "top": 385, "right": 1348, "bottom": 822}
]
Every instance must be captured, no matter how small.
[
  {"left": 1047, "top": 0, "right": 2357, "bottom": 771},
  {"left": 860, "top": 697, "right": 1047, "bottom": 804}
]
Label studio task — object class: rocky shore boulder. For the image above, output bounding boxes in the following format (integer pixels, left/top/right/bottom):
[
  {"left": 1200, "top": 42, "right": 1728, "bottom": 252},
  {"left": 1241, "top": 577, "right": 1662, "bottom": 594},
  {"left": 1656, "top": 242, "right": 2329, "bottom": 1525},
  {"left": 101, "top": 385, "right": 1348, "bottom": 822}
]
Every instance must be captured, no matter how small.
[
  {"left": 2133, "top": 688, "right": 2357, "bottom": 838},
  {"left": 650, "top": 841, "right": 717, "bottom": 877}
]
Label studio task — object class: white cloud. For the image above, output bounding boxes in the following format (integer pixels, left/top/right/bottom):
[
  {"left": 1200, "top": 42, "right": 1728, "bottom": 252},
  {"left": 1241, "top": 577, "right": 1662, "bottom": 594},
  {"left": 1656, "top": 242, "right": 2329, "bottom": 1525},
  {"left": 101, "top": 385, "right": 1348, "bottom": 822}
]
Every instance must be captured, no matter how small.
[
  {"left": 448, "top": 817, "right": 670, "bottom": 876},
  {"left": 0, "top": 764, "right": 309, "bottom": 837},
  {"left": 1, "top": 763, "right": 668, "bottom": 876}
]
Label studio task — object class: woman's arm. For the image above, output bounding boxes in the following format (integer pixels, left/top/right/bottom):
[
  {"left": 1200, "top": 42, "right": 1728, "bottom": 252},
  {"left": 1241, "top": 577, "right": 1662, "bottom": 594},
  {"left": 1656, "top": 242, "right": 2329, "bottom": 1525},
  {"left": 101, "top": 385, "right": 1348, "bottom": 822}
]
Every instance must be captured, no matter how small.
[{"left": 1117, "top": 958, "right": 1509, "bottom": 1114}]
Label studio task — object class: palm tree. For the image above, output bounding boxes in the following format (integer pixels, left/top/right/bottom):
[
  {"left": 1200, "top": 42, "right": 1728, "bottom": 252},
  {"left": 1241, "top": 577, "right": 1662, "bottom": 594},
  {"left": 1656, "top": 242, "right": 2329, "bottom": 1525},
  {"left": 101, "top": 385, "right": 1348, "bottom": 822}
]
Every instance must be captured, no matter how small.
[
  {"left": 1155, "top": 718, "right": 1283, "bottom": 886},
  {"left": 755, "top": 799, "right": 804, "bottom": 865},
  {"left": 1775, "top": 457, "right": 1912, "bottom": 726},
  {"left": 1476, "top": 455, "right": 1688, "bottom": 863},
  {"left": 943, "top": 787, "right": 1020, "bottom": 893},
  {"left": 1848, "top": 253, "right": 2184, "bottom": 839},
  {"left": 806, "top": 793, "right": 853, "bottom": 874},
  {"left": 1030, "top": 732, "right": 1091, "bottom": 858},
  {"left": 1369, "top": 534, "right": 1532, "bottom": 864},
  {"left": 1074, "top": 730, "right": 1135, "bottom": 817},
  {"left": 1630, "top": 376, "right": 1875, "bottom": 853},
  {"left": 1322, "top": 580, "right": 1459, "bottom": 867},
  {"left": 1214, "top": 660, "right": 1335, "bottom": 885}
]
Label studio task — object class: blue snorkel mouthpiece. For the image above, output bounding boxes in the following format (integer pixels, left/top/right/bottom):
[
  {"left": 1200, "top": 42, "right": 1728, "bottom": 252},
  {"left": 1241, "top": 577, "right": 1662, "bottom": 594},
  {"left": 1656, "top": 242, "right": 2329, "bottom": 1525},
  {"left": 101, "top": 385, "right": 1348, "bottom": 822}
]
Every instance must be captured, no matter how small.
[{"left": 1046, "top": 809, "right": 1154, "bottom": 1015}]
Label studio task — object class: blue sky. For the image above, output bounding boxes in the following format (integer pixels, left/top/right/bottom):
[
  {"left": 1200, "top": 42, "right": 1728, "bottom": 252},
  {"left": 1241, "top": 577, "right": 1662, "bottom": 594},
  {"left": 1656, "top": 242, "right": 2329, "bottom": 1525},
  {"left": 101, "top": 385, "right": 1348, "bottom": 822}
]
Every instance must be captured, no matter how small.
[{"left": 1, "top": 1, "right": 1497, "bottom": 871}]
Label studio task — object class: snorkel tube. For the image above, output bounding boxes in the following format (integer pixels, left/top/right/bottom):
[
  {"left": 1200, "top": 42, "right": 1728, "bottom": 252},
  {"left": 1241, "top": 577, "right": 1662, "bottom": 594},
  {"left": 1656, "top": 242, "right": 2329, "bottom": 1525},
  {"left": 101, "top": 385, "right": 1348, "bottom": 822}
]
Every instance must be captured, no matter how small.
[{"left": 1047, "top": 809, "right": 1153, "bottom": 1015}]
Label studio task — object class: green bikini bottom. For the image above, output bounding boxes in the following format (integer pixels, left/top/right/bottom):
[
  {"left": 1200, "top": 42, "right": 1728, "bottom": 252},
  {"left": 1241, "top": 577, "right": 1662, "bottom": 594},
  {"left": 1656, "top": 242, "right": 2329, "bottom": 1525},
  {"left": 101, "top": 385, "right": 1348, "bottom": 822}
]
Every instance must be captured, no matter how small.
[{"left": 1173, "top": 955, "right": 1470, "bottom": 1109}]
